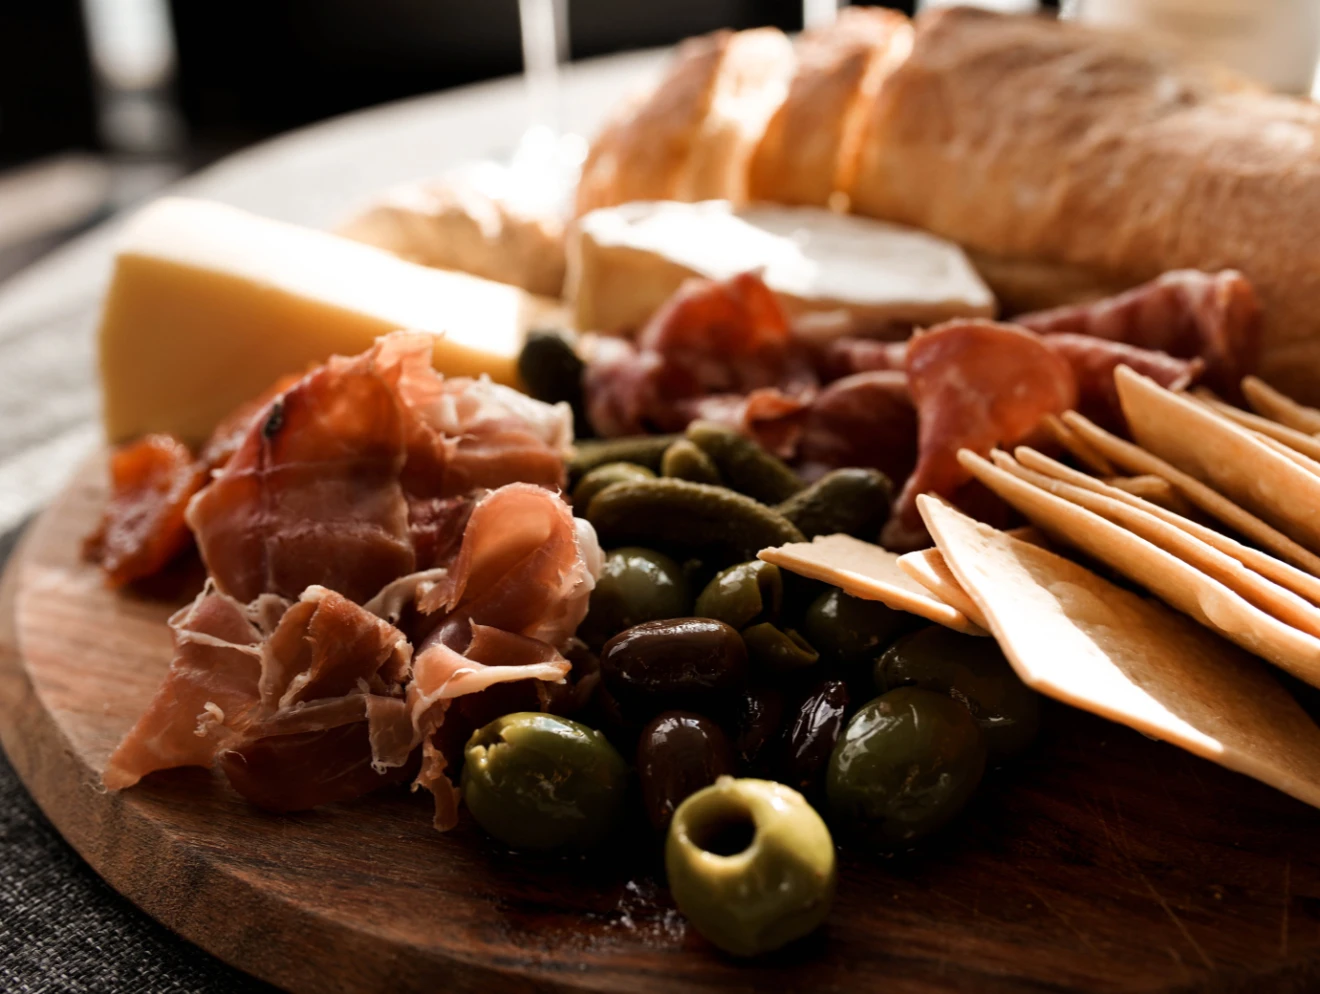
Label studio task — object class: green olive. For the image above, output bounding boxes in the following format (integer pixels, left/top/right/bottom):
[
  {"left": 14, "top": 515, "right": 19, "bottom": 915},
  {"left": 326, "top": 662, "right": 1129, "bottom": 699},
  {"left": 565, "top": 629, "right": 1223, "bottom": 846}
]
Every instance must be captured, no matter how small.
[
  {"left": 580, "top": 546, "right": 691, "bottom": 648},
  {"left": 666, "top": 776, "right": 836, "bottom": 956},
  {"left": 801, "top": 588, "right": 906, "bottom": 666},
  {"left": 694, "top": 560, "right": 782, "bottom": 630},
  {"left": 775, "top": 468, "right": 892, "bottom": 541},
  {"left": 572, "top": 462, "right": 656, "bottom": 510},
  {"left": 462, "top": 712, "right": 628, "bottom": 851},
  {"left": 741, "top": 623, "right": 819, "bottom": 673},
  {"left": 586, "top": 478, "right": 805, "bottom": 564},
  {"left": 661, "top": 438, "right": 722, "bottom": 485},
  {"left": 685, "top": 422, "right": 804, "bottom": 504},
  {"left": 826, "top": 687, "right": 987, "bottom": 846},
  {"left": 874, "top": 626, "right": 1040, "bottom": 759},
  {"left": 569, "top": 435, "right": 678, "bottom": 486}
]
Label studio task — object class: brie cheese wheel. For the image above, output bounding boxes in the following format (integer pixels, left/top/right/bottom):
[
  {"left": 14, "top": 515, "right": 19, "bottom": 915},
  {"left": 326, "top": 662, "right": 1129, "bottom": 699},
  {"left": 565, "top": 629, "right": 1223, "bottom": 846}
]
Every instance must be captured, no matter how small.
[
  {"left": 569, "top": 199, "right": 995, "bottom": 337},
  {"left": 98, "top": 197, "right": 564, "bottom": 445}
]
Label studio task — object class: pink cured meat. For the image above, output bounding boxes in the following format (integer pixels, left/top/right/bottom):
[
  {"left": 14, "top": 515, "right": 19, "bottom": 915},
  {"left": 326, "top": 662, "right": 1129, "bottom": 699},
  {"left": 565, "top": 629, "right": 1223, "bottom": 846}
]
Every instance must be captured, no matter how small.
[
  {"left": 796, "top": 371, "right": 917, "bottom": 485},
  {"left": 583, "top": 272, "right": 817, "bottom": 436},
  {"left": 186, "top": 333, "right": 572, "bottom": 603},
  {"left": 1017, "top": 270, "right": 1259, "bottom": 399},
  {"left": 1043, "top": 335, "right": 1203, "bottom": 432},
  {"left": 885, "top": 320, "right": 1077, "bottom": 549}
]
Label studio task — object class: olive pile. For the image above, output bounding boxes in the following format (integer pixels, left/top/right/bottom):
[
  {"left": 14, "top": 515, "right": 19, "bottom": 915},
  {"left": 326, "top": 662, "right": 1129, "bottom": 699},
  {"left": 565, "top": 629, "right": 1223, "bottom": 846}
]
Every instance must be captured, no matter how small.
[{"left": 457, "top": 419, "right": 1042, "bottom": 957}]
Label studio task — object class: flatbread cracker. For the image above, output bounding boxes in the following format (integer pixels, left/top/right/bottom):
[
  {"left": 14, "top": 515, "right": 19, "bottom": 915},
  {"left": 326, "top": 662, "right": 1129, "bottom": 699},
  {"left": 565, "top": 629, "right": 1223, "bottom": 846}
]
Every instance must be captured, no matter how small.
[
  {"left": 1115, "top": 365, "right": 1320, "bottom": 554},
  {"left": 1193, "top": 389, "right": 1320, "bottom": 463},
  {"left": 897, "top": 547, "right": 989, "bottom": 630},
  {"left": 758, "top": 533, "right": 987, "bottom": 636},
  {"left": 957, "top": 449, "right": 1320, "bottom": 688},
  {"left": 918, "top": 495, "right": 1320, "bottom": 811},
  {"left": 1243, "top": 375, "right": 1320, "bottom": 436},
  {"left": 988, "top": 450, "right": 1320, "bottom": 639},
  {"left": 1061, "top": 410, "right": 1320, "bottom": 575},
  {"left": 1040, "top": 412, "right": 1114, "bottom": 475},
  {"left": 1014, "top": 446, "right": 1320, "bottom": 608},
  {"left": 1102, "top": 475, "right": 1198, "bottom": 517}
]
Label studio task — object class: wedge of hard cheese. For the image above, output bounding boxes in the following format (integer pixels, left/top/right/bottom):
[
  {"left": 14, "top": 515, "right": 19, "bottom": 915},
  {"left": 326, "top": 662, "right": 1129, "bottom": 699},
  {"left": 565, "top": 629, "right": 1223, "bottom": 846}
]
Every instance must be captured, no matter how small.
[
  {"left": 99, "top": 197, "right": 564, "bottom": 445},
  {"left": 568, "top": 200, "right": 994, "bottom": 336}
]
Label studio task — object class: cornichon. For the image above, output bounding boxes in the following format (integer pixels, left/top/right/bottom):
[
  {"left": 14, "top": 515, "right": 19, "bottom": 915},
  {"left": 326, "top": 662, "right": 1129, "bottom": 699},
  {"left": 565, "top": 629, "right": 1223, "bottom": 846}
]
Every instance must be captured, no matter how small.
[
  {"left": 661, "top": 439, "right": 722, "bottom": 485},
  {"left": 572, "top": 462, "right": 656, "bottom": 510},
  {"left": 517, "top": 330, "right": 591, "bottom": 437},
  {"left": 685, "top": 422, "right": 804, "bottom": 504},
  {"left": 775, "top": 468, "right": 892, "bottom": 540},
  {"left": 586, "top": 478, "right": 806, "bottom": 563},
  {"left": 568, "top": 435, "right": 680, "bottom": 486}
]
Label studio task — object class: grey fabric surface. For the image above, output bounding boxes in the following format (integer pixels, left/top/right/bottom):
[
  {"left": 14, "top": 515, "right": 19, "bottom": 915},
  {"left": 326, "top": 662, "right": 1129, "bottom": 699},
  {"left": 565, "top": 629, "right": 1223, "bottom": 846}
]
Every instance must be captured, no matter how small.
[{"left": 0, "top": 523, "right": 277, "bottom": 994}]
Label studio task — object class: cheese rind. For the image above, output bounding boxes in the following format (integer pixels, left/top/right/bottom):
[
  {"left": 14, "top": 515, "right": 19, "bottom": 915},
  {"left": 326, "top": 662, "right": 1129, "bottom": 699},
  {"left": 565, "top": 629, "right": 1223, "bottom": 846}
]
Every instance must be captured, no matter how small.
[
  {"left": 569, "top": 199, "right": 995, "bottom": 336},
  {"left": 99, "top": 197, "right": 564, "bottom": 445}
]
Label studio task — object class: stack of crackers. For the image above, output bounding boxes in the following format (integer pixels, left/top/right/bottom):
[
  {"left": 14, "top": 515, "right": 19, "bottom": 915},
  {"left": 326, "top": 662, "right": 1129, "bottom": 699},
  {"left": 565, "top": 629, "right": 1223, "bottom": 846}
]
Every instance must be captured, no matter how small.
[{"left": 762, "top": 368, "right": 1320, "bottom": 810}]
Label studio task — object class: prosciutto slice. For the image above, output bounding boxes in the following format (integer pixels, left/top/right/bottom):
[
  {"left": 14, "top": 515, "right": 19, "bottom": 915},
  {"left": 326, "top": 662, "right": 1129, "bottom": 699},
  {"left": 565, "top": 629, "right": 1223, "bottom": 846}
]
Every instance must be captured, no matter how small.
[
  {"left": 885, "top": 320, "right": 1077, "bottom": 550},
  {"left": 1042, "top": 335, "right": 1203, "bottom": 432},
  {"left": 185, "top": 333, "right": 571, "bottom": 603},
  {"left": 84, "top": 434, "right": 207, "bottom": 587},
  {"left": 583, "top": 272, "right": 817, "bottom": 436},
  {"left": 1017, "top": 270, "right": 1259, "bottom": 399}
]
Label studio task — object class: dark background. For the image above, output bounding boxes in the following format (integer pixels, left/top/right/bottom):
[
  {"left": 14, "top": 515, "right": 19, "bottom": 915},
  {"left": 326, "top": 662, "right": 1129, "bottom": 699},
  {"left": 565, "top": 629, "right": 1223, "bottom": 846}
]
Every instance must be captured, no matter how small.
[{"left": 0, "top": 0, "right": 1075, "bottom": 170}]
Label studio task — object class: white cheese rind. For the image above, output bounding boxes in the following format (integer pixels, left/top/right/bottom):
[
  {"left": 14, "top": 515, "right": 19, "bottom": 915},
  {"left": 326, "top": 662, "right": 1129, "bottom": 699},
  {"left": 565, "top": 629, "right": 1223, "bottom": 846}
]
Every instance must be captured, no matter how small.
[
  {"left": 99, "top": 197, "right": 563, "bottom": 444},
  {"left": 569, "top": 199, "right": 995, "bottom": 335}
]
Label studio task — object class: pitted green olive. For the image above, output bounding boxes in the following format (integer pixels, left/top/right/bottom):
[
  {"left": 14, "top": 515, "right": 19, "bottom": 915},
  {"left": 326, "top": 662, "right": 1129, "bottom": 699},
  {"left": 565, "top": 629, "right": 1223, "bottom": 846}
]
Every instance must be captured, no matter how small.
[
  {"left": 580, "top": 546, "right": 691, "bottom": 648},
  {"left": 572, "top": 462, "right": 655, "bottom": 510},
  {"left": 462, "top": 712, "right": 628, "bottom": 851},
  {"left": 694, "top": 560, "right": 782, "bottom": 631},
  {"left": 874, "top": 625, "right": 1040, "bottom": 759},
  {"left": 826, "top": 687, "right": 986, "bottom": 846},
  {"left": 666, "top": 777, "right": 836, "bottom": 956}
]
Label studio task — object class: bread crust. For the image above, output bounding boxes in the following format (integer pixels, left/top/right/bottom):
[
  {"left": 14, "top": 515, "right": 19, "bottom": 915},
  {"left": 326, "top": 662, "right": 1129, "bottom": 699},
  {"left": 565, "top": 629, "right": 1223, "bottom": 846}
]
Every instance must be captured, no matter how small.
[
  {"left": 574, "top": 28, "right": 792, "bottom": 217},
  {"left": 749, "top": 7, "right": 912, "bottom": 207},
  {"left": 849, "top": 8, "right": 1320, "bottom": 401}
]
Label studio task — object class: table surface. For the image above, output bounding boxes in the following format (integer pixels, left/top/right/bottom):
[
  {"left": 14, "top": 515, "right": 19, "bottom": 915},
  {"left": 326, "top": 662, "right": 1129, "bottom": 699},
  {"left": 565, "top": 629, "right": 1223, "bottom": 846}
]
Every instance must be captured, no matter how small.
[{"left": 0, "top": 49, "right": 660, "bottom": 993}]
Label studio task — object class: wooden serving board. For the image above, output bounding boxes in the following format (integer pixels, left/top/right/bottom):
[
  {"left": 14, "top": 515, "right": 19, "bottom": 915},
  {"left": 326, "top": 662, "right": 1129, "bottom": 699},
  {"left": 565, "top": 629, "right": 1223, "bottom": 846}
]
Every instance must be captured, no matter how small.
[{"left": 6, "top": 455, "right": 1320, "bottom": 993}]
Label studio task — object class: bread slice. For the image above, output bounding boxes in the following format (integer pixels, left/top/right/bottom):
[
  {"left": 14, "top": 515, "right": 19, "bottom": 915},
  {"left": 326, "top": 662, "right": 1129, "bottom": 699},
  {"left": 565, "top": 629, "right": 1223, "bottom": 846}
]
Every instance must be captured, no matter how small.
[
  {"left": 748, "top": 7, "right": 913, "bottom": 207},
  {"left": 574, "top": 28, "right": 794, "bottom": 217},
  {"left": 845, "top": 7, "right": 1320, "bottom": 402}
]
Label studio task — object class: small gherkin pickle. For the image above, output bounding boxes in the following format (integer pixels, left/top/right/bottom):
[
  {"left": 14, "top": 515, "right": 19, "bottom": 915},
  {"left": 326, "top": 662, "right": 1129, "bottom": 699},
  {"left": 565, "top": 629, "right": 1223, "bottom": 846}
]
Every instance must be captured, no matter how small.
[
  {"left": 572, "top": 462, "right": 655, "bottom": 510},
  {"left": 775, "top": 468, "right": 892, "bottom": 540},
  {"left": 685, "top": 422, "right": 804, "bottom": 504},
  {"left": 741, "top": 623, "right": 819, "bottom": 673},
  {"left": 569, "top": 435, "right": 679, "bottom": 486},
  {"left": 666, "top": 777, "right": 836, "bottom": 957},
  {"left": 661, "top": 439, "right": 722, "bottom": 485},
  {"left": 462, "top": 713, "right": 628, "bottom": 851},
  {"left": 694, "top": 560, "right": 782, "bottom": 630},
  {"left": 517, "top": 329, "right": 589, "bottom": 435},
  {"left": 586, "top": 478, "right": 805, "bottom": 563}
]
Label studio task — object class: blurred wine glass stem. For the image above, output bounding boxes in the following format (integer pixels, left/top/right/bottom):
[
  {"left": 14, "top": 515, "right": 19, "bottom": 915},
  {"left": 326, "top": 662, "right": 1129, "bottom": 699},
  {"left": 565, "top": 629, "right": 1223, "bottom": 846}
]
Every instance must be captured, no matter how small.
[
  {"left": 519, "top": 0, "right": 569, "bottom": 135},
  {"left": 802, "top": 0, "right": 841, "bottom": 31}
]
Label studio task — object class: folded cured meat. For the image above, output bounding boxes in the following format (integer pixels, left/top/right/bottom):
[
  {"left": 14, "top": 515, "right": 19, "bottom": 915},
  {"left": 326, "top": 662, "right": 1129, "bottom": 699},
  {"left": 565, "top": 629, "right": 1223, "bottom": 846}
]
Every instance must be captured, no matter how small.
[
  {"left": 186, "top": 332, "right": 572, "bottom": 603},
  {"left": 1017, "top": 271, "right": 1258, "bottom": 400}
]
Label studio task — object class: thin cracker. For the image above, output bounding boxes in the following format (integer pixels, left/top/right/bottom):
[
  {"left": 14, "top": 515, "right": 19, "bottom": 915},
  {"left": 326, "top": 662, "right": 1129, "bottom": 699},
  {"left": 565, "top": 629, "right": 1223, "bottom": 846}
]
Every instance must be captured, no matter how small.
[
  {"left": 1015, "top": 446, "right": 1320, "bottom": 608},
  {"left": 758, "top": 533, "right": 987, "bottom": 636},
  {"left": 918, "top": 495, "right": 1320, "bottom": 811},
  {"left": 898, "top": 527, "right": 1046, "bottom": 632},
  {"left": 958, "top": 449, "right": 1320, "bottom": 688},
  {"left": 1103, "top": 475, "right": 1198, "bottom": 518},
  {"left": 988, "top": 450, "right": 1320, "bottom": 639},
  {"left": 1193, "top": 389, "right": 1320, "bottom": 463},
  {"left": 1040, "top": 412, "right": 1115, "bottom": 475},
  {"left": 1115, "top": 365, "right": 1320, "bottom": 555},
  {"left": 1061, "top": 410, "right": 1320, "bottom": 575},
  {"left": 1243, "top": 375, "right": 1320, "bottom": 435}
]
